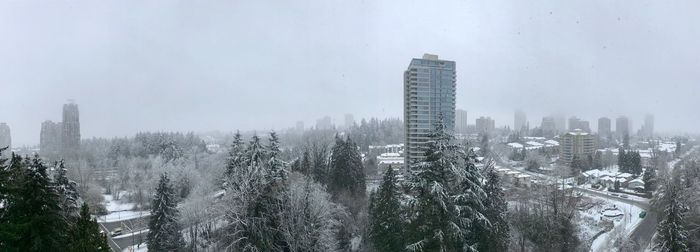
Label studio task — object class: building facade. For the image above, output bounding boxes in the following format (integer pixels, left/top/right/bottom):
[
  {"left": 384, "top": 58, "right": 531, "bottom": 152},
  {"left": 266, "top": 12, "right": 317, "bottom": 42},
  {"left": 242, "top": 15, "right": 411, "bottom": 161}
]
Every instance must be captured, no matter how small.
[
  {"left": 514, "top": 110, "right": 527, "bottom": 133},
  {"left": 475, "top": 116, "right": 495, "bottom": 134},
  {"left": 616, "top": 116, "right": 630, "bottom": 138},
  {"left": 641, "top": 114, "right": 654, "bottom": 137},
  {"left": 62, "top": 102, "right": 81, "bottom": 159},
  {"left": 0, "top": 123, "right": 10, "bottom": 157},
  {"left": 541, "top": 116, "right": 557, "bottom": 138},
  {"left": 39, "top": 101, "right": 81, "bottom": 160},
  {"left": 40, "top": 120, "right": 63, "bottom": 159},
  {"left": 404, "top": 54, "right": 456, "bottom": 168},
  {"left": 559, "top": 129, "right": 597, "bottom": 165},
  {"left": 568, "top": 116, "right": 590, "bottom": 132},
  {"left": 598, "top": 117, "right": 611, "bottom": 137},
  {"left": 455, "top": 109, "right": 468, "bottom": 134}
]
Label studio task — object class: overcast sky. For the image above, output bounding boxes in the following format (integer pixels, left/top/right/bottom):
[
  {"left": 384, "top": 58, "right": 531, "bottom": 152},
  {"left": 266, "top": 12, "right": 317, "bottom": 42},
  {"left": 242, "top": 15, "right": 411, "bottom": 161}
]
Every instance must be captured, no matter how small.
[{"left": 1, "top": 0, "right": 699, "bottom": 146}]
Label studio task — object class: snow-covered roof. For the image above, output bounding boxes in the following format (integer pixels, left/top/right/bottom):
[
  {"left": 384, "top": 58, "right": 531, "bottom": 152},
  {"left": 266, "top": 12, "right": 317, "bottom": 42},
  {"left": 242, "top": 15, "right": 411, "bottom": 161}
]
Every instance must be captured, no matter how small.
[
  {"left": 507, "top": 142, "right": 524, "bottom": 148},
  {"left": 582, "top": 169, "right": 602, "bottom": 177},
  {"left": 526, "top": 141, "right": 544, "bottom": 147},
  {"left": 616, "top": 173, "right": 634, "bottom": 179},
  {"left": 544, "top": 140, "right": 559, "bottom": 146}
]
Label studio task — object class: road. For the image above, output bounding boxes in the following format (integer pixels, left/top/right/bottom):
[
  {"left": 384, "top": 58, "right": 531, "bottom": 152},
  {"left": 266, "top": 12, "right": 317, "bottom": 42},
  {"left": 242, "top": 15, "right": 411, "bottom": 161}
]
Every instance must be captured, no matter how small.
[{"left": 97, "top": 215, "right": 150, "bottom": 252}]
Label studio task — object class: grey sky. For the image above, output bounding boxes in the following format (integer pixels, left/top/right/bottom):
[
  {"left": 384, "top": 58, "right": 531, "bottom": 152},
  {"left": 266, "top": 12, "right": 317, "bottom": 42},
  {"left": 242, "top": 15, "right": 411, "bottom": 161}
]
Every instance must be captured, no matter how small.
[{"left": 1, "top": 0, "right": 699, "bottom": 146}]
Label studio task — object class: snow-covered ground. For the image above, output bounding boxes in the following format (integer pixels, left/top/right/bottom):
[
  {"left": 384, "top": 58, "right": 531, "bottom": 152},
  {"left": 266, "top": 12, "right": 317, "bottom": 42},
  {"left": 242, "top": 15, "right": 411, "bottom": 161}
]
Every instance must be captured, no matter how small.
[
  {"left": 586, "top": 195, "right": 645, "bottom": 252},
  {"left": 122, "top": 242, "right": 148, "bottom": 252},
  {"left": 98, "top": 193, "right": 149, "bottom": 223},
  {"left": 113, "top": 229, "right": 149, "bottom": 240}
]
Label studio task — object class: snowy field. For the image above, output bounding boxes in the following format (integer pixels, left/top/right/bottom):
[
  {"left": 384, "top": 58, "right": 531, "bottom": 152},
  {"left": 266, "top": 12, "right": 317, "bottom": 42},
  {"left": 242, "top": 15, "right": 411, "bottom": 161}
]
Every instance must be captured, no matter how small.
[{"left": 98, "top": 193, "right": 149, "bottom": 223}]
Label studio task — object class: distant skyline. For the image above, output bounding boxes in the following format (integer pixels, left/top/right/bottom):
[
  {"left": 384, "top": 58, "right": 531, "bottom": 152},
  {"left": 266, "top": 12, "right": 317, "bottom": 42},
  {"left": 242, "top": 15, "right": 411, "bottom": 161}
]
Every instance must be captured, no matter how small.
[{"left": 2, "top": 0, "right": 699, "bottom": 146}]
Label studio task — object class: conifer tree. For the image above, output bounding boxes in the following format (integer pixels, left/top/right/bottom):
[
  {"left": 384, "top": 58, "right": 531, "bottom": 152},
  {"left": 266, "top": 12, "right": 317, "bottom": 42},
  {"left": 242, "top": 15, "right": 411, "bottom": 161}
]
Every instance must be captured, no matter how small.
[
  {"left": 224, "top": 131, "right": 245, "bottom": 179},
  {"left": 67, "top": 203, "right": 110, "bottom": 252},
  {"left": 328, "top": 136, "right": 366, "bottom": 199},
  {"left": 643, "top": 167, "right": 656, "bottom": 193},
  {"left": 54, "top": 160, "right": 81, "bottom": 223},
  {"left": 656, "top": 183, "right": 689, "bottom": 252},
  {"left": 593, "top": 151, "right": 603, "bottom": 170},
  {"left": 0, "top": 147, "right": 9, "bottom": 216},
  {"left": 0, "top": 154, "right": 68, "bottom": 251},
  {"left": 405, "top": 116, "right": 487, "bottom": 252},
  {"left": 618, "top": 148, "right": 628, "bottom": 173},
  {"left": 300, "top": 150, "right": 312, "bottom": 176},
  {"left": 147, "top": 173, "right": 185, "bottom": 251},
  {"left": 368, "top": 166, "right": 404, "bottom": 251},
  {"left": 476, "top": 168, "right": 510, "bottom": 252}
]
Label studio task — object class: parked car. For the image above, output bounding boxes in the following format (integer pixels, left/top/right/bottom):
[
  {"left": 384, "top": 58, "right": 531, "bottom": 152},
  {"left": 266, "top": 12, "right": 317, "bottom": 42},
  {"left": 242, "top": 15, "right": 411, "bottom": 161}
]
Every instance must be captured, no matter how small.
[{"left": 620, "top": 194, "right": 629, "bottom": 198}]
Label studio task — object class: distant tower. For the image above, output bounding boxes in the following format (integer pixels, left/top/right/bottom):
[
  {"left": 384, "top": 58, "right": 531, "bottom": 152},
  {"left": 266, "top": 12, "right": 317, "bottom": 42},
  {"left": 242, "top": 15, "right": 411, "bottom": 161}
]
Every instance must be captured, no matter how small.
[
  {"left": 344, "top": 113, "right": 355, "bottom": 129},
  {"left": 455, "top": 109, "right": 468, "bottom": 134},
  {"left": 643, "top": 114, "right": 654, "bottom": 137},
  {"left": 540, "top": 117, "right": 556, "bottom": 138},
  {"left": 404, "top": 54, "right": 456, "bottom": 168},
  {"left": 62, "top": 101, "right": 81, "bottom": 159},
  {"left": 552, "top": 113, "right": 567, "bottom": 134},
  {"left": 40, "top": 120, "right": 63, "bottom": 159},
  {"left": 0, "top": 123, "right": 10, "bottom": 157},
  {"left": 616, "top": 116, "right": 630, "bottom": 138},
  {"left": 598, "top": 117, "right": 611, "bottom": 137},
  {"left": 514, "top": 110, "right": 527, "bottom": 133}
]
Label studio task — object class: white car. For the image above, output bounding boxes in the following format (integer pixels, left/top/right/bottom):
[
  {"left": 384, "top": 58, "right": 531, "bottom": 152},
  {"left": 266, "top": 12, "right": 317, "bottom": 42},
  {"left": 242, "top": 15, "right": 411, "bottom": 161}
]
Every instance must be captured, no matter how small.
[{"left": 111, "top": 227, "right": 123, "bottom": 237}]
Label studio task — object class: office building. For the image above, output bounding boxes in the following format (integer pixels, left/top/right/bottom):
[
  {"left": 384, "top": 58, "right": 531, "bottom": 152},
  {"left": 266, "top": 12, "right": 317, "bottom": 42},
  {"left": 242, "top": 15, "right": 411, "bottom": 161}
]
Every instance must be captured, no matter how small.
[
  {"left": 456, "top": 109, "right": 468, "bottom": 134},
  {"left": 475, "top": 116, "right": 495, "bottom": 134},
  {"left": 0, "top": 123, "right": 10, "bottom": 158},
  {"left": 39, "top": 101, "right": 82, "bottom": 160},
  {"left": 598, "top": 117, "right": 611, "bottom": 137},
  {"left": 541, "top": 116, "right": 557, "bottom": 138},
  {"left": 559, "top": 129, "right": 597, "bottom": 165},
  {"left": 616, "top": 116, "right": 630, "bottom": 137},
  {"left": 553, "top": 113, "right": 567, "bottom": 133},
  {"left": 514, "top": 110, "right": 527, "bottom": 132},
  {"left": 62, "top": 101, "right": 81, "bottom": 159},
  {"left": 404, "top": 54, "right": 456, "bottom": 168},
  {"left": 568, "top": 117, "right": 590, "bottom": 132},
  {"left": 641, "top": 114, "right": 654, "bottom": 137}
]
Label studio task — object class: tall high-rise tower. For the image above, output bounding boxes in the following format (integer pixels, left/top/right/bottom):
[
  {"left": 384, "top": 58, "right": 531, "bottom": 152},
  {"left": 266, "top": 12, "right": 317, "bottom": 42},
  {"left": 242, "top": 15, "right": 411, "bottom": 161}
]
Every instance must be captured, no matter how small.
[
  {"left": 642, "top": 114, "right": 654, "bottom": 137},
  {"left": 62, "top": 101, "right": 80, "bottom": 158},
  {"left": 598, "top": 117, "right": 611, "bottom": 137},
  {"left": 616, "top": 116, "right": 629, "bottom": 138},
  {"left": 0, "top": 123, "right": 10, "bottom": 158},
  {"left": 404, "top": 54, "right": 456, "bottom": 168},
  {"left": 514, "top": 110, "right": 527, "bottom": 133},
  {"left": 455, "top": 109, "right": 468, "bottom": 134}
]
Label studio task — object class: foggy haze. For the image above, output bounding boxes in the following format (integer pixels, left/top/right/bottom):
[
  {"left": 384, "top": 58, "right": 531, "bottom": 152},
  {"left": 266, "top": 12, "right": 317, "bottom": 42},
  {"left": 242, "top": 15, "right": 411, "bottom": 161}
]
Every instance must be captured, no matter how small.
[{"left": 2, "top": 0, "right": 699, "bottom": 146}]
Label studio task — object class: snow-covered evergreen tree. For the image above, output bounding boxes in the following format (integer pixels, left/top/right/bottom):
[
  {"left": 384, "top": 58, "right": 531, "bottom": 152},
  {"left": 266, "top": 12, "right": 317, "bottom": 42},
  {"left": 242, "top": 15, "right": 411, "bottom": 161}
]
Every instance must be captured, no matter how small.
[
  {"left": 328, "top": 136, "right": 366, "bottom": 200},
  {"left": 54, "top": 160, "right": 82, "bottom": 223},
  {"left": 280, "top": 173, "right": 344, "bottom": 252},
  {"left": 405, "top": 115, "right": 488, "bottom": 252},
  {"left": 147, "top": 173, "right": 185, "bottom": 251},
  {"left": 222, "top": 133, "right": 289, "bottom": 251},
  {"left": 224, "top": 131, "right": 245, "bottom": 180},
  {"left": 67, "top": 203, "right": 110, "bottom": 252},
  {"left": 475, "top": 168, "right": 510, "bottom": 252},
  {"left": 368, "top": 166, "right": 404, "bottom": 251},
  {"left": 656, "top": 182, "right": 689, "bottom": 252},
  {"left": 0, "top": 154, "right": 69, "bottom": 250},
  {"left": 643, "top": 166, "right": 657, "bottom": 193}
]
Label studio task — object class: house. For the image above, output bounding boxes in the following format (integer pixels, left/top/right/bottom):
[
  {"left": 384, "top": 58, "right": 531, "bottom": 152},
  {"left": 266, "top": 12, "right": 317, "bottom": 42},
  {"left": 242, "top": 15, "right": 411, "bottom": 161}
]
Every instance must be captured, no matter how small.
[{"left": 628, "top": 178, "right": 644, "bottom": 190}]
